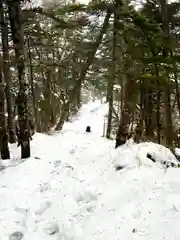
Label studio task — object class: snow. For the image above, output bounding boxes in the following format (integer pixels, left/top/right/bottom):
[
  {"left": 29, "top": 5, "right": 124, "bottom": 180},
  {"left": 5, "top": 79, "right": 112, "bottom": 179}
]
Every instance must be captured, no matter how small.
[
  {"left": 113, "top": 141, "right": 179, "bottom": 169},
  {"left": 0, "top": 100, "right": 180, "bottom": 240}
]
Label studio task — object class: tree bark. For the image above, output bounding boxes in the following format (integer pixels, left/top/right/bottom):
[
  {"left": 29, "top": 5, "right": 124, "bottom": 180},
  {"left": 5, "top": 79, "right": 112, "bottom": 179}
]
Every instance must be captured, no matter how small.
[
  {"left": 106, "top": 68, "right": 114, "bottom": 138},
  {"left": 0, "top": 0, "right": 16, "bottom": 143},
  {"left": 0, "top": 70, "right": 10, "bottom": 160},
  {"left": 71, "top": 54, "right": 81, "bottom": 113},
  {"left": 44, "top": 68, "right": 53, "bottom": 130},
  {"left": 172, "top": 60, "right": 180, "bottom": 117},
  {"left": 7, "top": 0, "right": 30, "bottom": 158},
  {"left": 159, "top": 0, "right": 174, "bottom": 147},
  {"left": 156, "top": 86, "right": 161, "bottom": 144},
  {"left": 144, "top": 88, "right": 155, "bottom": 141},
  {"left": 27, "top": 37, "right": 39, "bottom": 132},
  {"left": 106, "top": 4, "right": 117, "bottom": 138},
  {"left": 164, "top": 82, "right": 174, "bottom": 147},
  {"left": 115, "top": 74, "right": 136, "bottom": 148},
  {"left": 134, "top": 80, "right": 145, "bottom": 142}
]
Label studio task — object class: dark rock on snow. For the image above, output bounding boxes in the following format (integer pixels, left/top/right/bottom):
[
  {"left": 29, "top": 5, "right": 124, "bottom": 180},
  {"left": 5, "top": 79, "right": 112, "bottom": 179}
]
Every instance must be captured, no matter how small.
[
  {"left": 146, "top": 153, "right": 156, "bottom": 163},
  {"left": 86, "top": 126, "right": 91, "bottom": 133}
]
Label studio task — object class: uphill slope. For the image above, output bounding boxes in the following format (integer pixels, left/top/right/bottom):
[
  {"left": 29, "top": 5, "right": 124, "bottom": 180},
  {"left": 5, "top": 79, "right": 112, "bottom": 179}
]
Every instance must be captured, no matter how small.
[{"left": 0, "top": 100, "right": 180, "bottom": 240}]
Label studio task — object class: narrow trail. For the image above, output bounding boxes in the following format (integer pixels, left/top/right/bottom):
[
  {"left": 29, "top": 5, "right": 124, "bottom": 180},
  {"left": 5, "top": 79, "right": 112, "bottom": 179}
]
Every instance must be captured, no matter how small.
[
  {"left": 0, "top": 100, "right": 180, "bottom": 240},
  {"left": 0, "top": 101, "right": 114, "bottom": 240}
]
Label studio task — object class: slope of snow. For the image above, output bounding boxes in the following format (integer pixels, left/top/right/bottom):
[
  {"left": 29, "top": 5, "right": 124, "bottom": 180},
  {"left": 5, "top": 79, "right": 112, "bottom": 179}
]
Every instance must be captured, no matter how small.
[{"left": 0, "top": 100, "right": 180, "bottom": 240}]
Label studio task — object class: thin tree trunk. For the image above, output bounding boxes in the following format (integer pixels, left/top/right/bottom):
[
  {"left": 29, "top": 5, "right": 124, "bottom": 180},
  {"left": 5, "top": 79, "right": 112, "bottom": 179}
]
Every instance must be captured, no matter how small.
[
  {"left": 0, "top": 70, "right": 10, "bottom": 159},
  {"left": 50, "top": 51, "right": 57, "bottom": 126},
  {"left": 34, "top": 45, "right": 44, "bottom": 132},
  {"left": 174, "top": 68, "right": 180, "bottom": 116},
  {"left": 144, "top": 65, "right": 160, "bottom": 143},
  {"left": 120, "top": 78, "right": 123, "bottom": 114},
  {"left": 144, "top": 88, "right": 155, "bottom": 141},
  {"left": 156, "top": 87, "right": 161, "bottom": 144},
  {"left": 75, "top": 78, "right": 82, "bottom": 110},
  {"left": 134, "top": 80, "right": 144, "bottom": 142},
  {"left": 106, "top": 6, "right": 117, "bottom": 138},
  {"left": 71, "top": 54, "right": 80, "bottom": 112},
  {"left": 171, "top": 51, "right": 180, "bottom": 117},
  {"left": 0, "top": 0, "right": 16, "bottom": 143},
  {"left": 27, "top": 37, "right": 39, "bottom": 132},
  {"left": 7, "top": 0, "right": 30, "bottom": 158},
  {"left": 42, "top": 68, "right": 52, "bottom": 131},
  {"left": 55, "top": 100, "right": 70, "bottom": 131},
  {"left": 164, "top": 82, "right": 174, "bottom": 147},
  {"left": 106, "top": 69, "right": 114, "bottom": 138}
]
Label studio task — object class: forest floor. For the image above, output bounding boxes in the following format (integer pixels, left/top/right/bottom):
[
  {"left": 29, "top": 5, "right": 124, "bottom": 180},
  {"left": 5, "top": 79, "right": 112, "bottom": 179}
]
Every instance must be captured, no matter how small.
[{"left": 1, "top": 100, "right": 180, "bottom": 240}]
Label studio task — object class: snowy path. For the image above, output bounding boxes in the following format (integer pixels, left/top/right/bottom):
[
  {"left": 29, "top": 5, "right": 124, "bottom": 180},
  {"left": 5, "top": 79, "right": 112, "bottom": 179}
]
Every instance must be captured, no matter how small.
[{"left": 0, "top": 100, "right": 180, "bottom": 240}]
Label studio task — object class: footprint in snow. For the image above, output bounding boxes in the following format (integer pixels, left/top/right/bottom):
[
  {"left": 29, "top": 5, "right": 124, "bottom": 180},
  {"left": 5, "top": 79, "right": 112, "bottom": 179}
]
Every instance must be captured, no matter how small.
[
  {"left": 9, "top": 231, "right": 24, "bottom": 240},
  {"left": 15, "top": 207, "right": 28, "bottom": 215},
  {"left": 61, "top": 163, "right": 74, "bottom": 171},
  {"left": 65, "top": 165, "right": 74, "bottom": 171},
  {"left": 70, "top": 147, "right": 77, "bottom": 154},
  {"left": 44, "top": 223, "right": 75, "bottom": 239},
  {"left": 58, "top": 232, "right": 75, "bottom": 240},
  {"left": 53, "top": 160, "right": 62, "bottom": 168},
  {"left": 75, "top": 191, "right": 98, "bottom": 204},
  {"left": 39, "top": 182, "right": 50, "bottom": 192},
  {"left": 44, "top": 222, "right": 59, "bottom": 235},
  {"left": 86, "top": 203, "right": 96, "bottom": 212},
  {"left": 35, "top": 201, "right": 52, "bottom": 215}
]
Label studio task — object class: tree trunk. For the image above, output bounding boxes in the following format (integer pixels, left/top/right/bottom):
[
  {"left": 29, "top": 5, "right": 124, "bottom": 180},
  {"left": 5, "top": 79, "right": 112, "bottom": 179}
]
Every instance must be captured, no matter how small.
[
  {"left": 156, "top": 87, "right": 161, "bottom": 144},
  {"left": 50, "top": 51, "right": 57, "bottom": 126},
  {"left": 71, "top": 54, "right": 81, "bottom": 113},
  {"left": 168, "top": 50, "right": 180, "bottom": 117},
  {"left": 43, "top": 68, "right": 52, "bottom": 131},
  {"left": 74, "top": 78, "right": 82, "bottom": 110},
  {"left": 0, "top": 70, "right": 10, "bottom": 160},
  {"left": 7, "top": 0, "right": 30, "bottom": 159},
  {"left": 144, "top": 88, "right": 155, "bottom": 141},
  {"left": 106, "top": 68, "right": 114, "bottom": 138},
  {"left": 27, "top": 37, "right": 39, "bottom": 132},
  {"left": 134, "top": 80, "right": 145, "bottom": 142},
  {"left": 164, "top": 83, "right": 174, "bottom": 147},
  {"left": 154, "top": 64, "right": 161, "bottom": 144},
  {"left": 115, "top": 74, "right": 136, "bottom": 148},
  {"left": 0, "top": 0, "right": 16, "bottom": 143},
  {"left": 55, "top": 100, "right": 70, "bottom": 131},
  {"left": 159, "top": 0, "right": 174, "bottom": 147},
  {"left": 120, "top": 78, "right": 124, "bottom": 114},
  {"left": 173, "top": 62, "right": 180, "bottom": 117},
  {"left": 106, "top": 5, "right": 117, "bottom": 139}
]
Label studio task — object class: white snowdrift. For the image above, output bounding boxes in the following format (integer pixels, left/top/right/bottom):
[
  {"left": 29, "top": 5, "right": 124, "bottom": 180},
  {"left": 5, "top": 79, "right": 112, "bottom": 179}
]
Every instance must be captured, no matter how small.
[
  {"left": 0, "top": 100, "right": 180, "bottom": 240},
  {"left": 113, "top": 141, "right": 179, "bottom": 170}
]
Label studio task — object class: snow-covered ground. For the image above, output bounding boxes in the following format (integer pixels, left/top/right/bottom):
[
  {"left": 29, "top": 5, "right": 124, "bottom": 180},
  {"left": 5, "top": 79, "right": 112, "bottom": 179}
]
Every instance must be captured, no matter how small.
[{"left": 1, "top": 100, "right": 180, "bottom": 240}]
